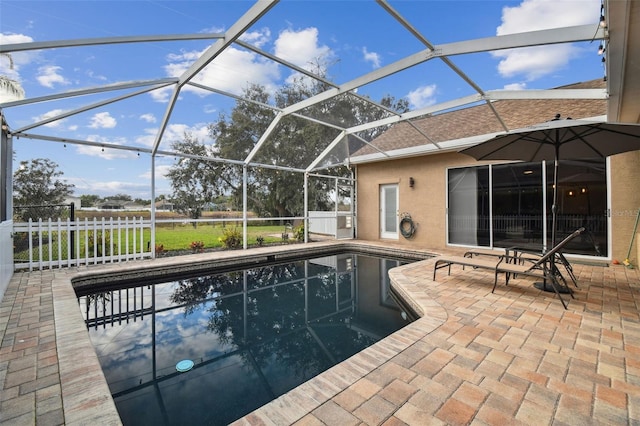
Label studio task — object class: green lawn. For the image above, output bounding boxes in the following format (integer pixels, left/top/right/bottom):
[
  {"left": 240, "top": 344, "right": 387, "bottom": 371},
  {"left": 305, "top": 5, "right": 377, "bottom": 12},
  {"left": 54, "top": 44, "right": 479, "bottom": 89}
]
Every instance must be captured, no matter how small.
[
  {"left": 154, "top": 224, "right": 289, "bottom": 251},
  {"left": 13, "top": 224, "right": 298, "bottom": 262}
]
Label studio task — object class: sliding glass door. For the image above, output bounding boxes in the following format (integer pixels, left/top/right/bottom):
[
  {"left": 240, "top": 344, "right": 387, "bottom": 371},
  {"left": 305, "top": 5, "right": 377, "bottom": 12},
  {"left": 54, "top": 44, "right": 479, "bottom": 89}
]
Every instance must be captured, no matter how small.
[
  {"left": 492, "top": 163, "right": 543, "bottom": 251},
  {"left": 546, "top": 159, "right": 607, "bottom": 256},
  {"left": 447, "top": 159, "right": 607, "bottom": 257},
  {"left": 447, "top": 167, "right": 489, "bottom": 246}
]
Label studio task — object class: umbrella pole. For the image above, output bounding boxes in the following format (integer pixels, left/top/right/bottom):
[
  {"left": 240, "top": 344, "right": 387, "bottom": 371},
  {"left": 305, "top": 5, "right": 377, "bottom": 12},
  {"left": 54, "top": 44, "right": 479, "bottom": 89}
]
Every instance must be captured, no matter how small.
[
  {"left": 552, "top": 158, "right": 558, "bottom": 249},
  {"left": 549, "top": 141, "right": 560, "bottom": 292}
]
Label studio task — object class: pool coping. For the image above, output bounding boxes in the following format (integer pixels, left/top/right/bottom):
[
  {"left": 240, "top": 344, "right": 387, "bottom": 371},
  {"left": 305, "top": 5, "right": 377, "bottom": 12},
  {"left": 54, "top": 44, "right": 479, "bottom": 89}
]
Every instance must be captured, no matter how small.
[{"left": 52, "top": 240, "right": 443, "bottom": 425}]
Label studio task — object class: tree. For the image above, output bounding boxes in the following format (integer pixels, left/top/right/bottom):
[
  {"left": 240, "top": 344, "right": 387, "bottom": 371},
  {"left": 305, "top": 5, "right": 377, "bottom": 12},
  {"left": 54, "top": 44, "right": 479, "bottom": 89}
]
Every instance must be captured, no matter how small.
[
  {"left": 209, "top": 75, "right": 408, "bottom": 217},
  {"left": 134, "top": 198, "right": 149, "bottom": 205},
  {"left": 0, "top": 53, "right": 25, "bottom": 102},
  {"left": 110, "top": 193, "right": 132, "bottom": 202},
  {"left": 166, "top": 132, "right": 222, "bottom": 225},
  {"left": 168, "top": 62, "right": 409, "bottom": 219},
  {"left": 80, "top": 194, "right": 101, "bottom": 208},
  {"left": 13, "top": 158, "right": 75, "bottom": 221}
]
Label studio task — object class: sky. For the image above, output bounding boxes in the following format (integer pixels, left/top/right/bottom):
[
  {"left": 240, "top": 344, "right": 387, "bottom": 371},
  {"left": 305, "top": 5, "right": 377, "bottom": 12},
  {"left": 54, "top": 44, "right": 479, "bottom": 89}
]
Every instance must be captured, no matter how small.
[{"left": 0, "top": 0, "right": 605, "bottom": 200}]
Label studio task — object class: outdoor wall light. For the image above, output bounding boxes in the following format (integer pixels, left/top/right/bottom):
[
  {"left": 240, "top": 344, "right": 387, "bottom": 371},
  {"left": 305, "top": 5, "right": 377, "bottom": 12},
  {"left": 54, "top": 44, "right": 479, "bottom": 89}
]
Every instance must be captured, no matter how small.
[{"left": 409, "top": 177, "right": 415, "bottom": 188}]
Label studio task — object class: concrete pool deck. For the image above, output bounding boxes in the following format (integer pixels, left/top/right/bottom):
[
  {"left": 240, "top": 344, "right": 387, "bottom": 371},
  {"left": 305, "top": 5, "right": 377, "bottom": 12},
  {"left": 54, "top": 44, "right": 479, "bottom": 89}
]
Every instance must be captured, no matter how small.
[{"left": 1, "top": 240, "right": 639, "bottom": 425}]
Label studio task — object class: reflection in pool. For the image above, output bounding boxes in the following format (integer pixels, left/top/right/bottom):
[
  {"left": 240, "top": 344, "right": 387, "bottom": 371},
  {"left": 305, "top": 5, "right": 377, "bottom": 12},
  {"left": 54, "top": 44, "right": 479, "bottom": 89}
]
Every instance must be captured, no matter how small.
[{"left": 77, "top": 253, "right": 415, "bottom": 425}]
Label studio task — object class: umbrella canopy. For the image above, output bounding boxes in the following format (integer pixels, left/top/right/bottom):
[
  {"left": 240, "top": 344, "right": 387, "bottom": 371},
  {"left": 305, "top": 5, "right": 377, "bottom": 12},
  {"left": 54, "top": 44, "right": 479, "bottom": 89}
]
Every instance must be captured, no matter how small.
[
  {"left": 460, "top": 117, "right": 640, "bottom": 252},
  {"left": 460, "top": 118, "right": 640, "bottom": 163}
]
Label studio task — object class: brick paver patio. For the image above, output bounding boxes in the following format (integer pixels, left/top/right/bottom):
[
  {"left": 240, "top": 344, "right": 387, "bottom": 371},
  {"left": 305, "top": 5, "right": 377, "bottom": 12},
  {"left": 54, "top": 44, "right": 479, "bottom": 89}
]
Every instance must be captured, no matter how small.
[{"left": 1, "top": 241, "right": 639, "bottom": 425}]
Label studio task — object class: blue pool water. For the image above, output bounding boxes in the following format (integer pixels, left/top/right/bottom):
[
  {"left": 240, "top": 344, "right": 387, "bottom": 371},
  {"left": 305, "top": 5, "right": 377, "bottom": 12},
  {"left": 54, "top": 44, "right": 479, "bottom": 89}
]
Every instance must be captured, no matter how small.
[{"left": 77, "top": 252, "right": 416, "bottom": 425}]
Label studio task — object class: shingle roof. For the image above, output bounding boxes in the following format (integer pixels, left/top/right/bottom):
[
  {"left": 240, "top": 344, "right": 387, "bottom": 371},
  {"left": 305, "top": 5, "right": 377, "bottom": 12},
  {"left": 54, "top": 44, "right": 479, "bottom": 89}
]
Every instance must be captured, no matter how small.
[{"left": 356, "top": 79, "right": 606, "bottom": 157}]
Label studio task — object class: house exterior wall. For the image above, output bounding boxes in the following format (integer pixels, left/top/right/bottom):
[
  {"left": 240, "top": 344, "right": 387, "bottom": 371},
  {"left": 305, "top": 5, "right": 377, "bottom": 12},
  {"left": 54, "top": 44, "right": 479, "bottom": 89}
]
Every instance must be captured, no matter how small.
[
  {"left": 355, "top": 150, "right": 640, "bottom": 265},
  {"left": 356, "top": 152, "right": 470, "bottom": 250},
  {"left": 610, "top": 151, "right": 640, "bottom": 264}
]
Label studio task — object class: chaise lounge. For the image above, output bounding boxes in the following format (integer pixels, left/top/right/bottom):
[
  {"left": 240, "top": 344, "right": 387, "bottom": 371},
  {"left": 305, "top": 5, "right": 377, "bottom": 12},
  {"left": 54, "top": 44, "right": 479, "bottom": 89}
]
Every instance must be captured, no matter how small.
[
  {"left": 464, "top": 244, "right": 578, "bottom": 288},
  {"left": 432, "top": 227, "right": 585, "bottom": 309}
]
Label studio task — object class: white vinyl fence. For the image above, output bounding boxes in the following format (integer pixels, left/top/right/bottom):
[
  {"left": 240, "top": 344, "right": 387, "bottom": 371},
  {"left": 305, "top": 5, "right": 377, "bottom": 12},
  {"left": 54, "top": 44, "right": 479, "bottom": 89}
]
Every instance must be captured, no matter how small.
[
  {"left": 309, "top": 211, "right": 353, "bottom": 239},
  {"left": 13, "top": 217, "right": 152, "bottom": 271},
  {"left": 308, "top": 211, "right": 336, "bottom": 235}
]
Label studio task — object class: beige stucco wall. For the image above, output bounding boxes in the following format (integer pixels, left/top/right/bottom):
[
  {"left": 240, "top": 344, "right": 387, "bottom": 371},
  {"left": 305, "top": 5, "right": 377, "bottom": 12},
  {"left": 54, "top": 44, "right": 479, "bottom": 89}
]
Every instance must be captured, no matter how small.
[
  {"left": 355, "top": 150, "right": 640, "bottom": 264},
  {"left": 355, "top": 151, "right": 472, "bottom": 251},
  {"left": 610, "top": 150, "right": 640, "bottom": 265}
]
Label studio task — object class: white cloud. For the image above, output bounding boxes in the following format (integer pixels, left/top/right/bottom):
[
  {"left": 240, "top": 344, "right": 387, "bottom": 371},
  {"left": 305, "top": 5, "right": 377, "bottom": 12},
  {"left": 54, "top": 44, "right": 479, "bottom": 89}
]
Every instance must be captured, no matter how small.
[
  {"left": 152, "top": 27, "right": 333, "bottom": 102},
  {"left": 503, "top": 82, "right": 527, "bottom": 90},
  {"left": 407, "top": 84, "right": 437, "bottom": 109},
  {"left": 149, "top": 86, "right": 172, "bottom": 103},
  {"left": 493, "top": 0, "right": 600, "bottom": 81},
  {"left": 362, "top": 47, "right": 381, "bottom": 69},
  {"left": 159, "top": 42, "right": 280, "bottom": 100},
  {"left": 34, "top": 108, "right": 67, "bottom": 128},
  {"left": 274, "top": 27, "right": 334, "bottom": 86},
  {"left": 88, "top": 112, "right": 117, "bottom": 129},
  {"left": 239, "top": 27, "right": 271, "bottom": 49},
  {"left": 67, "top": 176, "right": 153, "bottom": 198},
  {"left": 77, "top": 136, "right": 137, "bottom": 160},
  {"left": 138, "top": 164, "right": 172, "bottom": 180},
  {"left": 274, "top": 27, "right": 332, "bottom": 70},
  {"left": 140, "top": 113, "right": 157, "bottom": 123},
  {"left": 135, "top": 123, "right": 211, "bottom": 148},
  {"left": 36, "top": 65, "right": 70, "bottom": 88},
  {"left": 0, "top": 33, "right": 35, "bottom": 75},
  {"left": 86, "top": 69, "right": 108, "bottom": 81}
]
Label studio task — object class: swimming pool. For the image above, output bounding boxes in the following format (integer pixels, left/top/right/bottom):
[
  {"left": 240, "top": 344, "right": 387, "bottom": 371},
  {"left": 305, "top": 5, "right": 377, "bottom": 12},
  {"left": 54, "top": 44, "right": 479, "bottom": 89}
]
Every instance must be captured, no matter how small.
[{"left": 77, "top": 251, "right": 418, "bottom": 425}]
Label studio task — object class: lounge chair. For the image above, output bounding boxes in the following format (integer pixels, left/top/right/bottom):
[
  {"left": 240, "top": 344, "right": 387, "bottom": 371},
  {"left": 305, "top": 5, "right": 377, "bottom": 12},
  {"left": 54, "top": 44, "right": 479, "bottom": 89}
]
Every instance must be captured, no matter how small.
[
  {"left": 464, "top": 245, "right": 578, "bottom": 288},
  {"left": 433, "top": 227, "right": 585, "bottom": 309}
]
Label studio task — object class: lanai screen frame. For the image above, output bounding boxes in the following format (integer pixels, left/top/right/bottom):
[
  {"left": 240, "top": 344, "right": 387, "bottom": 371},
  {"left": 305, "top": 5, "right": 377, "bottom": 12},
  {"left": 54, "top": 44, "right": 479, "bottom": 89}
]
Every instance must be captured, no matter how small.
[{"left": 0, "top": 0, "right": 608, "bottom": 254}]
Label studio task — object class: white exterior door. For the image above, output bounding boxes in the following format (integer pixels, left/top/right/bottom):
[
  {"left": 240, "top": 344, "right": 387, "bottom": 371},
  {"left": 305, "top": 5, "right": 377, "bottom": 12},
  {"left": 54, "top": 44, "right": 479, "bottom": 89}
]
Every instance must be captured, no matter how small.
[{"left": 380, "top": 184, "right": 398, "bottom": 239}]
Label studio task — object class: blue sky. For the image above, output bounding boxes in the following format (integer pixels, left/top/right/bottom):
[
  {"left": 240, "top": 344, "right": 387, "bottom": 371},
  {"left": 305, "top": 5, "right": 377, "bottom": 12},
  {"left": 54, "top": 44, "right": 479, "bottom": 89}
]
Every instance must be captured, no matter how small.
[{"left": 0, "top": 0, "right": 604, "bottom": 200}]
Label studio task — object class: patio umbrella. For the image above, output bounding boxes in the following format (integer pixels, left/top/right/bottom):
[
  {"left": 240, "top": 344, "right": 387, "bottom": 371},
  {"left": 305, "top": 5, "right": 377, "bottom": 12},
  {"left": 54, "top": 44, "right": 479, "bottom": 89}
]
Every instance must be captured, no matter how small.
[{"left": 460, "top": 116, "right": 640, "bottom": 251}]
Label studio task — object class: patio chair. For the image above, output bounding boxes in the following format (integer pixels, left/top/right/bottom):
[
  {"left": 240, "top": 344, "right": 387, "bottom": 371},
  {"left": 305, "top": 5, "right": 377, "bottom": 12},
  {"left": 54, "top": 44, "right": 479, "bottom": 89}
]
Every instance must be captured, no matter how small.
[
  {"left": 464, "top": 245, "right": 578, "bottom": 288},
  {"left": 433, "top": 227, "right": 585, "bottom": 309}
]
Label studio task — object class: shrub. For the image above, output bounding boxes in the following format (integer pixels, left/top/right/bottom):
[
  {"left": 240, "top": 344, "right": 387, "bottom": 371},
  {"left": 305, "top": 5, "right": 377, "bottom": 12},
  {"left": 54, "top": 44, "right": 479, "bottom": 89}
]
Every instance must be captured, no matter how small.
[
  {"left": 219, "top": 227, "right": 242, "bottom": 249},
  {"left": 88, "top": 230, "right": 111, "bottom": 256},
  {"left": 294, "top": 224, "right": 305, "bottom": 242},
  {"left": 189, "top": 240, "right": 204, "bottom": 253}
]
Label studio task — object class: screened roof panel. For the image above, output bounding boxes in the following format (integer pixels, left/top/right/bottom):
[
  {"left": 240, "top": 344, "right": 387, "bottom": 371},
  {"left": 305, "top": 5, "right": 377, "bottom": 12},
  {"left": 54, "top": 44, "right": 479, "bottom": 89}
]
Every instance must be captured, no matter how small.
[
  {"left": 296, "top": 92, "right": 397, "bottom": 131},
  {"left": 309, "top": 134, "right": 351, "bottom": 172},
  {"left": 1, "top": 0, "right": 615, "bottom": 198},
  {"left": 251, "top": 116, "right": 343, "bottom": 170}
]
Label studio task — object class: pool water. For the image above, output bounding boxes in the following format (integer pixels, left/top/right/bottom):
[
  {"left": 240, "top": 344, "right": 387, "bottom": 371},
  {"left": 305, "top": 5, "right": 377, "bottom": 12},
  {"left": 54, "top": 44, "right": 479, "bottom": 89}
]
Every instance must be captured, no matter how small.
[{"left": 77, "top": 252, "right": 415, "bottom": 425}]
